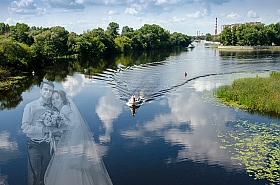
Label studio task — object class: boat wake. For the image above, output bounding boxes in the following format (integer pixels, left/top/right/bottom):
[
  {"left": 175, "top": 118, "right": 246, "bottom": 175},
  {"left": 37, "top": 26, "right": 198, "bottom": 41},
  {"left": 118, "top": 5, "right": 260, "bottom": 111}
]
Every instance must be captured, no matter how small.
[{"left": 91, "top": 62, "right": 271, "bottom": 105}]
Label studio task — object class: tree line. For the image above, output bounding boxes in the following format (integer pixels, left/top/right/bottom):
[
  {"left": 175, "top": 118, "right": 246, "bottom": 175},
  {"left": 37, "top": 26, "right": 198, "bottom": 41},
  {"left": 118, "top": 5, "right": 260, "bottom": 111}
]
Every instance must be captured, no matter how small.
[
  {"left": 220, "top": 22, "right": 280, "bottom": 46},
  {"left": 0, "top": 22, "right": 191, "bottom": 75}
]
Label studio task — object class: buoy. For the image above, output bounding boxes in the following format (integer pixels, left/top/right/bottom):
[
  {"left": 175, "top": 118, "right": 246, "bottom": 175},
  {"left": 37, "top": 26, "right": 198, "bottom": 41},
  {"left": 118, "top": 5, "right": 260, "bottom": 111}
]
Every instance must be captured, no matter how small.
[{"left": 185, "top": 72, "right": 187, "bottom": 77}]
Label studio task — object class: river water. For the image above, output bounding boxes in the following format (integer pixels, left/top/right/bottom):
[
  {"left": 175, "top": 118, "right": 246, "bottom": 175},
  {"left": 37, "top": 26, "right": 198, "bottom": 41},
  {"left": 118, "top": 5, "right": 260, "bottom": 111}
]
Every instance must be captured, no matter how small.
[{"left": 1, "top": 43, "right": 280, "bottom": 185}]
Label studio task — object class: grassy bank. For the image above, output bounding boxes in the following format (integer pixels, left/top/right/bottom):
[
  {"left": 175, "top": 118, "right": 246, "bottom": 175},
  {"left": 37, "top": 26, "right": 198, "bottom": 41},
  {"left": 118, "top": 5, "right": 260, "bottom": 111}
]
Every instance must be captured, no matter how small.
[{"left": 215, "top": 72, "right": 280, "bottom": 114}]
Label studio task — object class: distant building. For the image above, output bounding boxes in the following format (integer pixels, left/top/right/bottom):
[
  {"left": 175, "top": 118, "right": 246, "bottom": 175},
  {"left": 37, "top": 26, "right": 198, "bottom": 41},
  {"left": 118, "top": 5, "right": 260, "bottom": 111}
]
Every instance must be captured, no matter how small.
[
  {"left": 221, "top": 22, "right": 261, "bottom": 32},
  {"left": 245, "top": 22, "right": 261, "bottom": 25},
  {"left": 221, "top": 24, "right": 231, "bottom": 32}
]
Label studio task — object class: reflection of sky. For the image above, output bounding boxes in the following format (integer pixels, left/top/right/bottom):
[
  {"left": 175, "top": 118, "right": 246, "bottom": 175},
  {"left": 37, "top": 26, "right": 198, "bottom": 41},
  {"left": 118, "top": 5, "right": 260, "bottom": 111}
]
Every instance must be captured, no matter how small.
[
  {"left": 95, "top": 93, "right": 123, "bottom": 143},
  {"left": 121, "top": 79, "right": 244, "bottom": 171},
  {"left": 0, "top": 131, "right": 20, "bottom": 163},
  {"left": 0, "top": 171, "right": 8, "bottom": 185},
  {"left": 61, "top": 74, "right": 95, "bottom": 97}
]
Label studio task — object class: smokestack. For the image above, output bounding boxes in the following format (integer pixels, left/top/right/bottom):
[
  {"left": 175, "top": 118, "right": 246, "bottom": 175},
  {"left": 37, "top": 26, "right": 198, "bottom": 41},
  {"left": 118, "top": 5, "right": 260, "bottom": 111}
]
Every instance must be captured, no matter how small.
[{"left": 215, "top": 18, "right": 217, "bottom": 35}]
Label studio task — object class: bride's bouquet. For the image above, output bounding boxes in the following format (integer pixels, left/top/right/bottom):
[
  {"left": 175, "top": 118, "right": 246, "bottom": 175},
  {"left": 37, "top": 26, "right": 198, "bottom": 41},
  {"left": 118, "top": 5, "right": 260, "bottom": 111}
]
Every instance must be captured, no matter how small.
[
  {"left": 38, "top": 110, "right": 67, "bottom": 154},
  {"left": 38, "top": 110, "right": 66, "bottom": 128}
]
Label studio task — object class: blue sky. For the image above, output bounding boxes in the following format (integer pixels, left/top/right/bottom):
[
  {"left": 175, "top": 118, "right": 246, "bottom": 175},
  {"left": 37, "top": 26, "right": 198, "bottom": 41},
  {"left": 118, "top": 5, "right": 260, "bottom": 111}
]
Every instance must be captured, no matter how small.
[{"left": 1, "top": 0, "right": 280, "bottom": 36}]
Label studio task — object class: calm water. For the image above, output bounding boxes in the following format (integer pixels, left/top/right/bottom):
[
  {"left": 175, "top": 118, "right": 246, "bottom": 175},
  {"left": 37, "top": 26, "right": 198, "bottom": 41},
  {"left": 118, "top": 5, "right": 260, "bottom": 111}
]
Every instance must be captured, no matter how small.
[{"left": 1, "top": 43, "right": 280, "bottom": 185}]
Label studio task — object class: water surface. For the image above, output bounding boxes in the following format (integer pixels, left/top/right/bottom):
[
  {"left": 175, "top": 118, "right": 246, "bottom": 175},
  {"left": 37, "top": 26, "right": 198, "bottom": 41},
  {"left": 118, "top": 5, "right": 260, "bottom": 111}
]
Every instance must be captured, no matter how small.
[{"left": 1, "top": 43, "right": 280, "bottom": 184}]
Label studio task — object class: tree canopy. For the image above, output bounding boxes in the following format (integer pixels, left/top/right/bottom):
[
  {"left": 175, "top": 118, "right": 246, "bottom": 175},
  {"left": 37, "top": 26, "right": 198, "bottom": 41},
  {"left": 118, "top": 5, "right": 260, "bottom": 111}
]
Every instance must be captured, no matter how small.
[
  {"left": 0, "top": 22, "right": 191, "bottom": 75},
  {"left": 220, "top": 23, "right": 280, "bottom": 46}
]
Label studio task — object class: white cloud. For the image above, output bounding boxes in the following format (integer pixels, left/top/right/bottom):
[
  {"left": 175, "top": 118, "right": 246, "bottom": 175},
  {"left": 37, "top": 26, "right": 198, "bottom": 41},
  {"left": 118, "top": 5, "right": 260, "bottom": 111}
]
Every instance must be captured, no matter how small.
[
  {"left": 4, "top": 17, "right": 22, "bottom": 24},
  {"left": 187, "top": 11, "right": 203, "bottom": 19},
  {"left": 277, "top": 9, "right": 280, "bottom": 15},
  {"left": 170, "top": 16, "right": 185, "bottom": 23},
  {"left": 247, "top": 10, "right": 259, "bottom": 18},
  {"left": 108, "top": 10, "right": 119, "bottom": 15},
  {"left": 226, "top": 12, "right": 241, "bottom": 19},
  {"left": 200, "top": 2, "right": 211, "bottom": 16},
  {"left": 125, "top": 7, "right": 138, "bottom": 14},
  {"left": 155, "top": 0, "right": 167, "bottom": 5},
  {"left": 8, "top": 0, "right": 46, "bottom": 15},
  {"left": 186, "top": 3, "right": 211, "bottom": 19},
  {"left": 41, "top": 0, "right": 85, "bottom": 11}
]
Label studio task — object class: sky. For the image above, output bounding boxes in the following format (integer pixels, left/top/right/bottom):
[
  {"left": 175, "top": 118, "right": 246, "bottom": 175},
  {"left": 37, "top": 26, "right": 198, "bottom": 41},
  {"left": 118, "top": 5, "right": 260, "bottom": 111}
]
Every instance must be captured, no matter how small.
[{"left": 0, "top": 0, "right": 280, "bottom": 36}]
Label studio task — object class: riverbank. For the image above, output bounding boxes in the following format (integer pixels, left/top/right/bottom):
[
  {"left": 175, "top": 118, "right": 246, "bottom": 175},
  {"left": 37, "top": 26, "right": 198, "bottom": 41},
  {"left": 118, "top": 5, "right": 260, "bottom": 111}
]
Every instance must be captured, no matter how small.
[
  {"left": 218, "top": 45, "right": 280, "bottom": 50},
  {"left": 215, "top": 72, "right": 280, "bottom": 114},
  {"left": 0, "top": 76, "right": 26, "bottom": 90}
]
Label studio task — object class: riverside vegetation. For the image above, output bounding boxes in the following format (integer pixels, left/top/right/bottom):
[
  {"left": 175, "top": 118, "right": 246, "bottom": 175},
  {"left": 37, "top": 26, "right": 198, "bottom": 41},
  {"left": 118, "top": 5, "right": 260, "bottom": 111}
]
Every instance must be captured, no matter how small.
[
  {"left": 215, "top": 71, "right": 280, "bottom": 114},
  {"left": 0, "top": 22, "right": 191, "bottom": 77},
  {"left": 220, "top": 22, "right": 280, "bottom": 46}
]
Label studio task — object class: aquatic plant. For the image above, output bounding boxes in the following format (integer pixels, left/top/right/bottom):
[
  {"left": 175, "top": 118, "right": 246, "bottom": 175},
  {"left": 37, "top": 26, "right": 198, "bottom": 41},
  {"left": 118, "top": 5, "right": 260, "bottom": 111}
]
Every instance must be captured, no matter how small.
[
  {"left": 215, "top": 75, "right": 280, "bottom": 114},
  {"left": 197, "top": 87, "right": 280, "bottom": 184},
  {"left": 217, "top": 119, "right": 280, "bottom": 184}
]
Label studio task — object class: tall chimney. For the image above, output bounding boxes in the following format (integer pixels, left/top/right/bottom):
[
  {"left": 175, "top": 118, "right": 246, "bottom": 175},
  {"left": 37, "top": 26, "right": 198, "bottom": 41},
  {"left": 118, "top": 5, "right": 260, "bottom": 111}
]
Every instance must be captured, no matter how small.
[{"left": 215, "top": 18, "right": 217, "bottom": 35}]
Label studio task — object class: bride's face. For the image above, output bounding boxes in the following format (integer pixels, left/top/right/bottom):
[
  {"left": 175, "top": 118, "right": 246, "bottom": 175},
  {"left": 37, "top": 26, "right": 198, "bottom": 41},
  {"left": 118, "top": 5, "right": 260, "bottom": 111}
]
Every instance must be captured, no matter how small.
[{"left": 51, "top": 92, "right": 62, "bottom": 109}]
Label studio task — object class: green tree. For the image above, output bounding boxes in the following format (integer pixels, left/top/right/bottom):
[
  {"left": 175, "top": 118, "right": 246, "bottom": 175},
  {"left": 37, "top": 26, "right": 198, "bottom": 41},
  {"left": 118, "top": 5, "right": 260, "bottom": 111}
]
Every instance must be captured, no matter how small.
[
  {"left": 170, "top": 32, "right": 191, "bottom": 46},
  {"left": 220, "top": 27, "right": 232, "bottom": 45},
  {"left": 50, "top": 26, "right": 69, "bottom": 55},
  {"left": 7, "top": 23, "right": 33, "bottom": 45},
  {"left": 0, "top": 23, "right": 10, "bottom": 35},
  {"left": 269, "top": 23, "right": 280, "bottom": 45},
  {"left": 72, "top": 33, "right": 106, "bottom": 56},
  {"left": 0, "top": 38, "right": 33, "bottom": 73},
  {"left": 114, "top": 36, "right": 133, "bottom": 52},
  {"left": 106, "top": 22, "right": 119, "bottom": 38},
  {"left": 122, "top": 26, "right": 134, "bottom": 34},
  {"left": 90, "top": 27, "right": 116, "bottom": 53},
  {"left": 205, "top": 33, "right": 211, "bottom": 41},
  {"left": 231, "top": 26, "right": 237, "bottom": 45}
]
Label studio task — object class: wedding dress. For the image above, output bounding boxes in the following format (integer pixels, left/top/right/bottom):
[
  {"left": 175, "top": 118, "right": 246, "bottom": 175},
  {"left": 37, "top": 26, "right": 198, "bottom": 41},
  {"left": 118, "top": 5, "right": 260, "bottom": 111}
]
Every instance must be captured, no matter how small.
[{"left": 44, "top": 98, "right": 113, "bottom": 185}]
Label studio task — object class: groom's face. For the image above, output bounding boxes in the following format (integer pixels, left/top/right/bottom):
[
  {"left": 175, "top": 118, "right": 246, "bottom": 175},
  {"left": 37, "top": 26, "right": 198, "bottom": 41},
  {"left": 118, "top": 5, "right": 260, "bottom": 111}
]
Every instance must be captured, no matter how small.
[{"left": 40, "top": 84, "right": 54, "bottom": 99}]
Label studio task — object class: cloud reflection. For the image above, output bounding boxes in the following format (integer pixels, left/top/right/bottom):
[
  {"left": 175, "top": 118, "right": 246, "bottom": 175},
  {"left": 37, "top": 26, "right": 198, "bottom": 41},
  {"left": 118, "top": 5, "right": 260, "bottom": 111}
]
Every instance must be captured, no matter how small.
[
  {"left": 121, "top": 81, "right": 242, "bottom": 170},
  {"left": 95, "top": 93, "right": 123, "bottom": 143},
  {"left": 62, "top": 74, "right": 94, "bottom": 97},
  {"left": 0, "top": 171, "right": 8, "bottom": 185},
  {"left": 0, "top": 131, "right": 20, "bottom": 163}
]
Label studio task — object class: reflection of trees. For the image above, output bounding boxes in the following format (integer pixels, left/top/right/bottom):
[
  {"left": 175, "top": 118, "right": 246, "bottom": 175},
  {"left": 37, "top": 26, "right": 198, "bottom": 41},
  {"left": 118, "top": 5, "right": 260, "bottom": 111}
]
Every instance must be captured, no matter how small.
[
  {"left": 219, "top": 50, "right": 280, "bottom": 60},
  {"left": 0, "top": 76, "right": 43, "bottom": 110},
  {"left": 1, "top": 48, "right": 185, "bottom": 110},
  {"left": 44, "top": 47, "right": 185, "bottom": 82},
  {"left": 114, "top": 48, "right": 184, "bottom": 67}
]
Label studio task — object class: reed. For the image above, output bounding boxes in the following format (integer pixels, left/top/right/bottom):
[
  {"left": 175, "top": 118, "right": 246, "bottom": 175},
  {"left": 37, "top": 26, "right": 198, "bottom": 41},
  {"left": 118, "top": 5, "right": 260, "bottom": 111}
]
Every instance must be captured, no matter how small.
[{"left": 215, "top": 73, "right": 280, "bottom": 114}]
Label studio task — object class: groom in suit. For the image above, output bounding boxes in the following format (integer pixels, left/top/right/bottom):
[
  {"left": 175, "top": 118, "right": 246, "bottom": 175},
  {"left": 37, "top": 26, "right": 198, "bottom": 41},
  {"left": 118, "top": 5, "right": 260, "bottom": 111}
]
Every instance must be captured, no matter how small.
[{"left": 22, "top": 81, "right": 55, "bottom": 185}]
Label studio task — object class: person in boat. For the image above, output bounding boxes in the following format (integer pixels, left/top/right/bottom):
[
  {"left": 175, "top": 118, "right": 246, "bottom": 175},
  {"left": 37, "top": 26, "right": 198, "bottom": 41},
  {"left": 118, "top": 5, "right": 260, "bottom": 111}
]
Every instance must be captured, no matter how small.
[{"left": 131, "top": 94, "right": 136, "bottom": 103}]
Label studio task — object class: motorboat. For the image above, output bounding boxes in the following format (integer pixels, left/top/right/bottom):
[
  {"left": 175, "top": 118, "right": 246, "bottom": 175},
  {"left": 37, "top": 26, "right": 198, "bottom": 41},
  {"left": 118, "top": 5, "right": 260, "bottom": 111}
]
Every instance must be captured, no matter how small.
[
  {"left": 127, "top": 96, "right": 141, "bottom": 106},
  {"left": 187, "top": 43, "right": 195, "bottom": 48}
]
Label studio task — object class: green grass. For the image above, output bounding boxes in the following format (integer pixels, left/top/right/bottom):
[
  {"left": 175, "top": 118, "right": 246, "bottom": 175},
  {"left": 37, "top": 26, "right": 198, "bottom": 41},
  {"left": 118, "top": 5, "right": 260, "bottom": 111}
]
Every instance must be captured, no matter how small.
[
  {"left": 215, "top": 72, "right": 280, "bottom": 114},
  {"left": 270, "top": 71, "right": 280, "bottom": 77}
]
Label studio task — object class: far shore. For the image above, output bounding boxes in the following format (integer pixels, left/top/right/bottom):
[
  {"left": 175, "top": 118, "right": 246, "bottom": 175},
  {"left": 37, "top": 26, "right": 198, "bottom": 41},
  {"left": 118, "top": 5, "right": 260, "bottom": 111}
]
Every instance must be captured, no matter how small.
[{"left": 218, "top": 45, "right": 280, "bottom": 50}]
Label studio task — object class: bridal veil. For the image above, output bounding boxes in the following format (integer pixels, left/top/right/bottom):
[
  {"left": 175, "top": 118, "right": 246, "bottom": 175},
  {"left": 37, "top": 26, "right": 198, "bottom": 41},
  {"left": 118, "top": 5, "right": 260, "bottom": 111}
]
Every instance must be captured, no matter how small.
[{"left": 44, "top": 98, "right": 113, "bottom": 185}]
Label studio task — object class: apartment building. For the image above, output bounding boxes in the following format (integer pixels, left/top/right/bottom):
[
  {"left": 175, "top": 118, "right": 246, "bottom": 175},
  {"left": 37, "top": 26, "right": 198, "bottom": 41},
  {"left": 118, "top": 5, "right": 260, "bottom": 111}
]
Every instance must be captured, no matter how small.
[{"left": 221, "top": 22, "right": 261, "bottom": 32}]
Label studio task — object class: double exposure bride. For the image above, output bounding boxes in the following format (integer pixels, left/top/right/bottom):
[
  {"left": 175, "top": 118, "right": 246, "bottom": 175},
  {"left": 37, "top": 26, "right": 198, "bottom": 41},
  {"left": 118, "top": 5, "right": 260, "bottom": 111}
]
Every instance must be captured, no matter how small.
[{"left": 44, "top": 90, "right": 113, "bottom": 185}]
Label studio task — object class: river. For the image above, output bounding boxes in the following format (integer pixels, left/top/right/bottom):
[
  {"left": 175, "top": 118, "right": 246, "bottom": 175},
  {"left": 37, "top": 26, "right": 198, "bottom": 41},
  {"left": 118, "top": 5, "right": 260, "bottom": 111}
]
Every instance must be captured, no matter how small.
[{"left": 1, "top": 43, "right": 280, "bottom": 184}]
